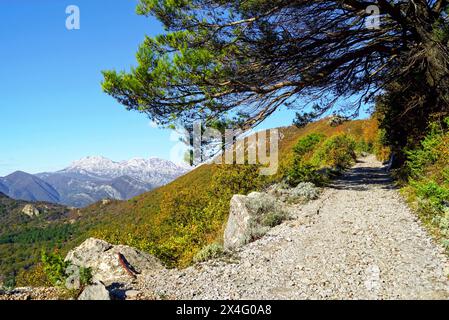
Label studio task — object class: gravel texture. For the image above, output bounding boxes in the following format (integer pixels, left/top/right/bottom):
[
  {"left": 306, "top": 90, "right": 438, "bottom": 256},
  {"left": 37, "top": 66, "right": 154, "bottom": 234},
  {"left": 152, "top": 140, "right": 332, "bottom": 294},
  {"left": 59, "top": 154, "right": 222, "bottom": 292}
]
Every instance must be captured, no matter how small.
[
  {"left": 136, "top": 155, "right": 449, "bottom": 300},
  {"left": 0, "top": 287, "right": 63, "bottom": 300}
]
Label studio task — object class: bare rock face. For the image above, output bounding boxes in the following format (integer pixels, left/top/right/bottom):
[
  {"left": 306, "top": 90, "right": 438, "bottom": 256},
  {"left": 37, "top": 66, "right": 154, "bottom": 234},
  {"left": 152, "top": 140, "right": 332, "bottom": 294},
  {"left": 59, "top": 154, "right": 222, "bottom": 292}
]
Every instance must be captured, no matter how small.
[
  {"left": 224, "top": 192, "right": 283, "bottom": 250},
  {"left": 224, "top": 195, "right": 251, "bottom": 250},
  {"left": 65, "top": 238, "right": 164, "bottom": 284},
  {"left": 22, "top": 204, "right": 40, "bottom": 218},
  {"left": 78, "top": 283, "right": 110, "bottom": 300}
]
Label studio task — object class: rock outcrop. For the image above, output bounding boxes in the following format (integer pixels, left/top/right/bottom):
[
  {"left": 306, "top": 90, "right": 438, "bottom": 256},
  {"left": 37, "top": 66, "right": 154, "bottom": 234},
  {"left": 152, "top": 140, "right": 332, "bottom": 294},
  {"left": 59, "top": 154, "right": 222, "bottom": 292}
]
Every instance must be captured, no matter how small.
[
  {"left": 22, "top": 204, "right": 40, "bottom": 217},
  {"left": 224, "top": 195, "right": 251, "bottom": 250},
  {"left": 65, "top": 238, "right": 164, "bottom": 284},
  {"left": 78, "top": 283, "right": 110, "bottom": 300},
  {"left": 224, "top": 192, "right": 286, "bottom": 250}
]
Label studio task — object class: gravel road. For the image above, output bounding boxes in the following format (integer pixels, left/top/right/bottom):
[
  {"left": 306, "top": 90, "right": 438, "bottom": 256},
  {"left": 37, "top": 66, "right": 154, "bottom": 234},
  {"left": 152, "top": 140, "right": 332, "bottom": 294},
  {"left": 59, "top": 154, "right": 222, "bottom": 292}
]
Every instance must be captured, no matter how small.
[{"left": 138, "top": 155, "right": 449, "bottom": 299}]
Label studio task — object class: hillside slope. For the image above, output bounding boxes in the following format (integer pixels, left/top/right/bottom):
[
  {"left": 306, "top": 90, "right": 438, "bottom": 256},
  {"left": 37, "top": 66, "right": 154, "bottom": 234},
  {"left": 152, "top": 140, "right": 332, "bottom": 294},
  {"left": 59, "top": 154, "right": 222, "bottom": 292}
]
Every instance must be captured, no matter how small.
[
  {"left": 133, "top": 156, "right": 449, "bottom": 299},
  {"left": 1, "top": 118, "right": 379, "bottom": 286},
  {"left": 7, "top": 154, "right": 448, "bottom": 299},
  {"left": 0, "top": 171, "right": 60, "bottom": 203},
  {"left": 0, "top": 193, "right": 71, "bottom": 285},
  {"left": 74, "top": 118, "right": 379, "bottom": 267}
]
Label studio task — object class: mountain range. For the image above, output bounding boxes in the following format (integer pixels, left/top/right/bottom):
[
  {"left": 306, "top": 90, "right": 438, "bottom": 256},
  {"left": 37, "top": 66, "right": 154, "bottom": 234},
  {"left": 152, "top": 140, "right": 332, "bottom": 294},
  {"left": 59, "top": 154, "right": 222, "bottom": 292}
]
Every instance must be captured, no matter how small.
[{"left": 0, "top": 156, "right": 189, "bottom": 208}]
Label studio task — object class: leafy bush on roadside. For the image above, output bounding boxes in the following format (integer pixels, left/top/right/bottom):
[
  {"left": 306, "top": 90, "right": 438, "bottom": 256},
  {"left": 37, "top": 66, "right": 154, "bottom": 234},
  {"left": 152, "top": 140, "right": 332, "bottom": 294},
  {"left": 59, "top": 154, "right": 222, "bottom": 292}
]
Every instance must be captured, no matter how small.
[
  {"left": 293, "top": 133, "right": 325, "bottom": 156},
  {"left": 404, "top": 117, "right": 449, "bottom": 250},
  {"left": 313, "top": 134, "right": 357, "bottom": 169},
  {"left": 245, "top": 193, "right": 289, "bottom": 240},
  {"left": 193, "top": 243, "right": 224, "bottom": 263},
  {"left": 287, "top": 133, "right": 356, "bottom": 186}
]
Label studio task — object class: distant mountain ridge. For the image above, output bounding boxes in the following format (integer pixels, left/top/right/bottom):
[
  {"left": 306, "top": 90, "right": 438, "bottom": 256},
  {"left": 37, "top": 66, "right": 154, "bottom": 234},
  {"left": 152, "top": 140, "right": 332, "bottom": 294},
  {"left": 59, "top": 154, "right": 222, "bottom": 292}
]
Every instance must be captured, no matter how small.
[
  {"left": 0, "top": 181, "right": 8, "bottom": 195},
  {"left": 1, "top": 156, "right": 190, "bottom": 208},
  {"left": 62, "top": 156, "right": 188, "bottom": 186},
  {"left": 0, "top": 171, "right": 60, "bottom": 203}
]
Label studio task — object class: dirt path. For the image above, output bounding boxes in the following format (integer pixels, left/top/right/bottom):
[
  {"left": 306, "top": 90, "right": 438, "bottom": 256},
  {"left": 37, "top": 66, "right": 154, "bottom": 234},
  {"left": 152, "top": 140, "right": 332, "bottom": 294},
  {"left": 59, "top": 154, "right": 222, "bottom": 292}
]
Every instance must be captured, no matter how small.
[{"left": 139, "top": 155, "right": 449, "bottom": 299}]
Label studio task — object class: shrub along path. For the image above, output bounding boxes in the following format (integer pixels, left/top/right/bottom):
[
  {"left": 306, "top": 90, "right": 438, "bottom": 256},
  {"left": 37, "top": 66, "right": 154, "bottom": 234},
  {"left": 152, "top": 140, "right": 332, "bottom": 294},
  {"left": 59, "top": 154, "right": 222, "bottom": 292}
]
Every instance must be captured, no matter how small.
[{"left": 137, "top": 155, "right": 449, "bottom": 299}]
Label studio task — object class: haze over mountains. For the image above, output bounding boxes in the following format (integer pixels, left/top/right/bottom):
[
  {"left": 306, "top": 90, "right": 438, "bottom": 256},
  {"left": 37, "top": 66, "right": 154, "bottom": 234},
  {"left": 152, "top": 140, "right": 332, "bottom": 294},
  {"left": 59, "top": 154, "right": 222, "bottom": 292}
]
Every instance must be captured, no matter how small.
[
  {"left": 0, "top": 156, "right": 189, "bottom": 208},
  {"left": 0, "top": 171, "right": 60, "bottom": 204}
]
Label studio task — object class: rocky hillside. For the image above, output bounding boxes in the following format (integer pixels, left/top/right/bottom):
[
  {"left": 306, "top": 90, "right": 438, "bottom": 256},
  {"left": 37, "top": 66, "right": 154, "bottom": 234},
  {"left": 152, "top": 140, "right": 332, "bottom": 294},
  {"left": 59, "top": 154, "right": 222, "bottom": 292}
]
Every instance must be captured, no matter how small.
[
  {"left": 69, "top": 119, "right": 380, "bottom": 268},
  {"left": 0, "top": 118, "right": 379, "bottom": 288},
  {"left": 3, "top": 156, "right": 448, "bottom": 300},
  {"left": 62, "top": 156, "right": 188, "bottom": 184},
  {"left": 0, "top": 193, "right": 72, "bottom": 286}
]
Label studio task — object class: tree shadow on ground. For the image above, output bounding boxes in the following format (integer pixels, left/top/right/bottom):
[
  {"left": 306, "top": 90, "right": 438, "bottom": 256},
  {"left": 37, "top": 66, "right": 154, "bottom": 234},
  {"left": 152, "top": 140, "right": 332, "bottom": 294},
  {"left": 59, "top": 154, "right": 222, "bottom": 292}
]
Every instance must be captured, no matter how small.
[{"left": 328, "top": 160, "right": 397, "bottom": 191}]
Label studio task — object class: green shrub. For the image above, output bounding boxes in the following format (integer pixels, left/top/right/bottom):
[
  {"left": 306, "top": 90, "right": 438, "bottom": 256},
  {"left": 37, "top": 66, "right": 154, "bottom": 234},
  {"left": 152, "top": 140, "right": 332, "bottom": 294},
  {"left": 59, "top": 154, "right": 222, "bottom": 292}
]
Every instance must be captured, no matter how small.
[
  {"left": 79, "top": 267, "right": 93, "bottom": 287},
  {"left": 404, "top": 117, "right": 449, "bottom": 251},
  {"left": 287, "top": 134, "right": 328, "bottom": 186},
  {"left": 293, "top": 133, "right": 325, "bottom": 156},
  {"left": 372, "top": 128, "right": 391, "bottom": 162},
  {"left": 261, "top": 211, "right": 288, "bottom": 228},
  {"left": 41, "top": 251, "right": 69, "bottom": 287},
  {"left": 355, "top": 140, "right": 373, "bottom": 154},
  {"left": 2, "top": 275, "right": 16, "bottom": 290},
  {"left": 41, "top": 251, "right": 92, "bottom": 288},
  {"left": 412, "top": 180, "right": 449, "bottom": 212},
  {"left": 287, "top": 163, "right": 324, "bottom": 186},
  {"left": 193, "top": 243, "right": 224, "bottom": 263},
  {"left": 287, "top": 133, "right": 356, "bottom": 186},
  {"left": 314, "top": 134, "right": 356, "bottom": 169},
  {"left": 406, "top": 122, "right": 445, "bottom": 178}
]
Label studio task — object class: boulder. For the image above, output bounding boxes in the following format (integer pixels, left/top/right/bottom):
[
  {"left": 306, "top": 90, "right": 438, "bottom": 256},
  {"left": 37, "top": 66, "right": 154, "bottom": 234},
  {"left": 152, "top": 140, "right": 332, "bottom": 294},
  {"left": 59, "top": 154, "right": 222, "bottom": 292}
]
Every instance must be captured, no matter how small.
[
  {"left": 65, "top": 238, "right": 164, "bottom": 284},
  {"left": 78, "top": 283, "right": 110, "bottom": 300},
  {"left": 125, "top": 289, "right": 140, "bottom": 299},
  {"left": 328, "top": 115, "right": 348, "bottom": 127},
  {"left": 224, "top": 195, "right": 252, "bottom": 250},
  {"left": 22, "top": 204, "right": 40, "bottom": 218},
  {"left": 224, "top": 192, "right": 281, "bottom": 250}
]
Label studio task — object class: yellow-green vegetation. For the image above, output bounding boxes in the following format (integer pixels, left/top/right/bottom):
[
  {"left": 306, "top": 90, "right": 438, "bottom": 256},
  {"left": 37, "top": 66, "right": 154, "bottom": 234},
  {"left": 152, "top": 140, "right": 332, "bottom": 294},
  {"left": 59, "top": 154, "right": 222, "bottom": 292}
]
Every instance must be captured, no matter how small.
[
  {"left": 0, "top": 194, "right": 75, "bottom": 288},
  {"left": 15, "top": 263, "right": 52, "bottom": 288},
  {"left": 76, "top": 118, "right": 379, "bottom": 269},
  {"left": 193, "top": 243, "right": 224, "bottom": 263},
  {"left": 286, "top": 132, "right": 358, "bottom": 186},
  {"left": 21, "top": 251, "right": 93, "bottom": 297},
  {"left": 402, "top": 118, "right": 449, "bottom": 250},
  {"left": 315, "top": 135, "right": 357, "bottom": 169}
]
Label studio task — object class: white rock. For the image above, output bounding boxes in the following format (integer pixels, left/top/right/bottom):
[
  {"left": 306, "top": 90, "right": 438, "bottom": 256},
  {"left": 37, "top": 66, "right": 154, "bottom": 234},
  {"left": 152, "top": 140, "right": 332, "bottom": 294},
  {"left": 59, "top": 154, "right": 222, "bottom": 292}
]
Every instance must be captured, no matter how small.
[
  {"left": 125, "top": 290, "right": 140, "bottom": 299},
  {"left": 22, "top": 204, "right": 40, "bottom": 217},
  {"left": 224, "top": 195, "right": 252, "bottom": 250},
  {"left": 65, "top": 238, "right": 164, "bottom": 284},
  {"left": 78, "top": 283, "right": 110, "bottom": 300}
]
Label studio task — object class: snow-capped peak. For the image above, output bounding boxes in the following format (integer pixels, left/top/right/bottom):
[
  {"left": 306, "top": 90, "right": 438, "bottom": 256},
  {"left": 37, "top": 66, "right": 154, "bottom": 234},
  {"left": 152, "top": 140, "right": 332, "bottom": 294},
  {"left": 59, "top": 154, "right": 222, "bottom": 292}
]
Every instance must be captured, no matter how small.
[
  {"left": 64, "top": 156, "right": 189, "bottom": 186},
  {"left": 69, "top": 156, "right": 115, "bottom": 170}
]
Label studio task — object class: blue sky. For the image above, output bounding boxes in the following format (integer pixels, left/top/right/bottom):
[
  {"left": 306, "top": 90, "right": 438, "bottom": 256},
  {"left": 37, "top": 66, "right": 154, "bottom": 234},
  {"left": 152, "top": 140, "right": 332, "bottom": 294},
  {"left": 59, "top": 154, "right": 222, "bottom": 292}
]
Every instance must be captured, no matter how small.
[{"left": 0, "top": 0, "right": 365, "bottom": 176}]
